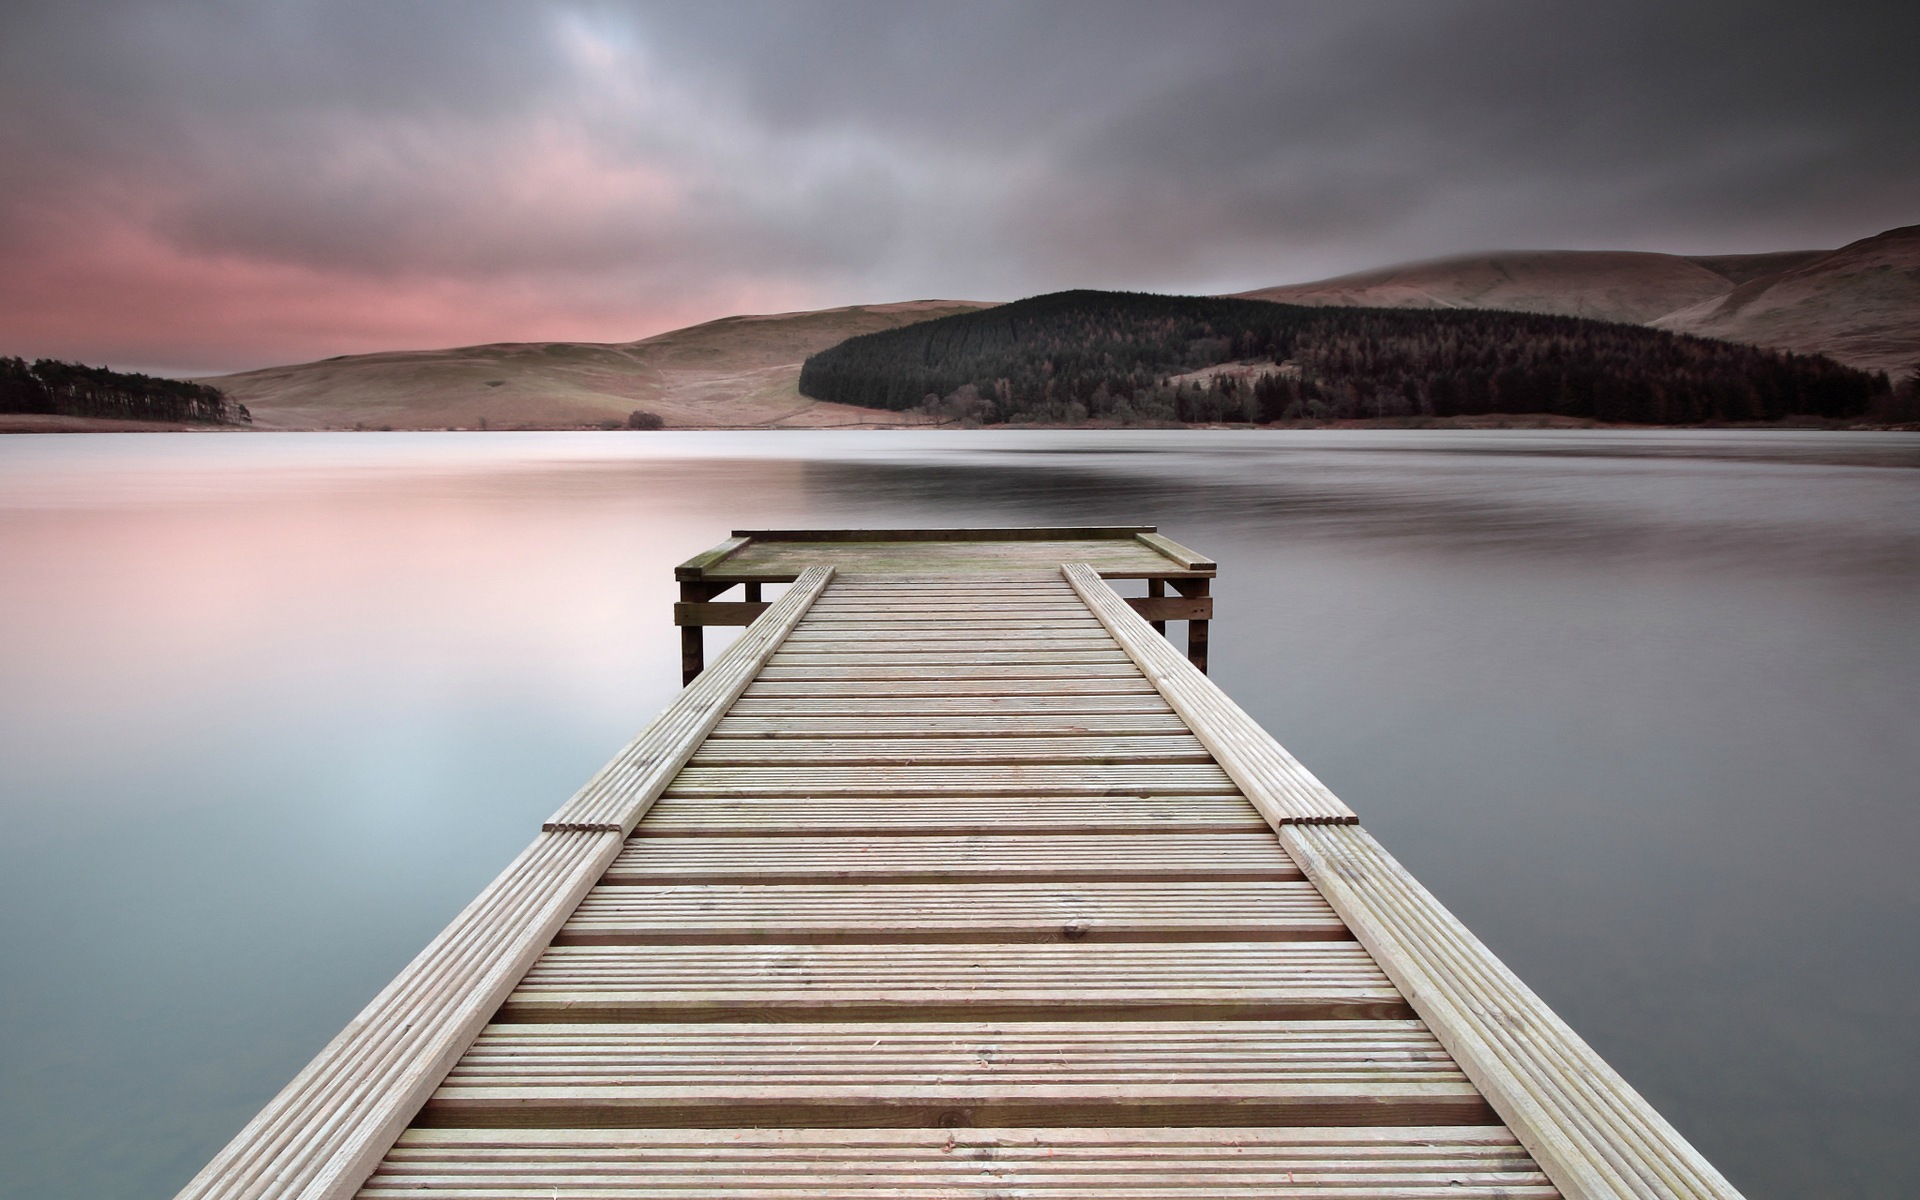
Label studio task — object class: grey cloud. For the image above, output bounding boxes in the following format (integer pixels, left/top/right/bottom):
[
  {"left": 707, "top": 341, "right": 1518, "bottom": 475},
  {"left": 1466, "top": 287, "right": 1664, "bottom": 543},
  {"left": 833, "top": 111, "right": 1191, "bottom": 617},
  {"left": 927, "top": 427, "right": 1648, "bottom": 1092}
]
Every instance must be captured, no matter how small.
[{"left": 0, "top": 0, "right": 1914, "bottom": 369}]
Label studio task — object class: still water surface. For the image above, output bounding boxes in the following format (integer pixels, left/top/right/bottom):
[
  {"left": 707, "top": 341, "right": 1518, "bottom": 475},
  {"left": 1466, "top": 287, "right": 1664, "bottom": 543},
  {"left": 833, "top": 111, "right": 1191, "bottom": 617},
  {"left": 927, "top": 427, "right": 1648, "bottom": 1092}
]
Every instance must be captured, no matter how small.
[{"left": 1, "top": 430, "right": 1916, "bottom": 1200}]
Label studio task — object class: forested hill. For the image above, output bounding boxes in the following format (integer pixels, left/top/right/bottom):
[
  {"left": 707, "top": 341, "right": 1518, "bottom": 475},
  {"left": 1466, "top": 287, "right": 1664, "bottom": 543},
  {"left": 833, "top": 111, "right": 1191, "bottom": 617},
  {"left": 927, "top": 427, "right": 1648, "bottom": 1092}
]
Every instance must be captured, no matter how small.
[
  {"left": 797, "top": 290, "right": 1888, "bottom": 425},
  {"left": 1, "top": 357, "right": 248, "bottom": 425}
]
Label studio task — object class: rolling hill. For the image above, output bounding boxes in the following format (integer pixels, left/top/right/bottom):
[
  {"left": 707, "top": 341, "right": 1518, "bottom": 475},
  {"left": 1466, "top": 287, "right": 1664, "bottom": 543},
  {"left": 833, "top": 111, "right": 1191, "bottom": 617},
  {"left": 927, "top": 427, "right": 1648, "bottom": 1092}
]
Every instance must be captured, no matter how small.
[
  {"left": 194, "top": 225, "right": 1913, "bottom": 431},
  {"left": 207, "top": 301, "right": 992, "bottom": 430},
  {"left": 1651, "top": 226, "right": 1920, "bottom": 375},
  {"left": 1237, "top": 225, "right": 1917, "bottom": 376}
]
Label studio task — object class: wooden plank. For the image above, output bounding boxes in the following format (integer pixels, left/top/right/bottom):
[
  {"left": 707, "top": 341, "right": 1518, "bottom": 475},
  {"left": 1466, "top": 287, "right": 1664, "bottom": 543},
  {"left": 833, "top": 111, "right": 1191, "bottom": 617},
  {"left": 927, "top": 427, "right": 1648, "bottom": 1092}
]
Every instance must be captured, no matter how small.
[
  {"left": 543, "top": 567, "right": 833, "bottom": 834},
  {"left": 635, "top": 794, "right": 1272, "bottom": 836},
  {"left": 724, "top": 693, "right": 1178, "bottom": 716},
  {"left": 1281, "top": 824, "right": 1743, "bottom": 1200},
  {"left": 791, "top": 626, "right": 1104, "bottom": 638},
  {"left": 760, "top": 648, "right": 1128, "bottom": 668},
  {"left": 1128, "top": 594, "right": 1214, "bottom": 621},
  {"left": 672, "top": 600, "right": 769, "bottom": 626},
  {"left": 1065, "top": 563, "right": 1355, "bottom": 824},
  {"left": 791, "top": 625, "right": 1105, "bottom": 638},
  {"left": 714, "top": 541, "right": 1197, "bottom": 580},
  {"left": 364, "top": 1126, "right": 1556, "bottom": 1200},
  {"left": 673, "top": 535, "right": 749, "bottom": 580},
  {"left": 422, "top": 1021, "right": 1485, "bottom": 1128},
  {"left": 1136, "top": 530, "right": 1219, "bottom": 571},
  {"left": 502, "top": 941, "right": 1407, "bottom": 1023},
  {"left": 740, "top": 679, "right": 1162, "bottom": 697},
  {"left": 736, "top": 526, "right": 1156, "bottom": 543},
  {"left": 603, "top": 833, "right": 1300, "bottom": 883},
  {"left": 754, "top": 663, "right": 1143, "bottom": 682},
  {"left": 687, "top": 734, "right": 1211, "bottom": 766},
  {"left": 660, "top": 763, "right": 1239, "bottom": 798},
  {"left": 708, "top": 712, "right": 1191, "bottom": 737},
  {"left": 558, "top": 881, "right": 1346, "bottom": 943},
  {"left": 173, "top": 829, "right": 623, "bottom": 1200},
  {"left": 769, "top": 645, "right": 1124, "bottom": 660}
]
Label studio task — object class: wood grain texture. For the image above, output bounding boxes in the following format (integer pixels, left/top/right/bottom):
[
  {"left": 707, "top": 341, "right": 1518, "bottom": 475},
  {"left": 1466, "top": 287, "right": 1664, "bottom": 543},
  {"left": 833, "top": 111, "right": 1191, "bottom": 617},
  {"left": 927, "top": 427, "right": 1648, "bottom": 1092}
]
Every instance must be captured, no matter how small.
[
  {"left": 636, "top": 793, "right": 1273, "bottom": 836},
  {"left": 671, "top": 600, "right": 769, "bottom": 626},
  {"left": 196, "top": 544, "right": 1698, "bottom": 1200},
  {"left": 603, "top": 832, "right": 1299, "bottom": 882},
  {"left": 544, "top": 566, "right": 833, "bottom": 833},
  {"left": 1281, "top": 824, "right": 1744, "bottom": 1200},
  {"left": 1136, "top": 530, "right": 1218, "bottom": 570},
  {"left": 709, "top": 712, "right": 1191, "bottom": 736},
  {"left": 421, "top": 1020, "right": 1488, "bottom": 1128},
  {"left": 661, "top": 763, "right": 1239, "bottom": 798},
  {"left": 173, "top": 830, "right": 622, "bottom": 1200},
  {"left": 503, "top": 940, "right": 1406, "bottom": 1023},
  {"left": 687, "top": 734, "right": 1211, "bottom": 766},
  {"left": 557, "top": 880, "right": 1345, "bottom": 943},
  {"left": 363, "top": 1126, "right": 1556, "bottom": 1200},
  {"left": 1065, "top": 563, "right": 1356, "bottom": 823}
]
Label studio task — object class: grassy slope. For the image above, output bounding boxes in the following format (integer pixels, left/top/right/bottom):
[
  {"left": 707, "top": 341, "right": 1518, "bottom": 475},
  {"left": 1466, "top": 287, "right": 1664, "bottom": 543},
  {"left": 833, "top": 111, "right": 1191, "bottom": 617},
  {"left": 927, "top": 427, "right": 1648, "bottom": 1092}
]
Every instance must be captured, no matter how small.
[
  {"left": 205, "top": 300, "right": 994, "bottom": 430},
  {"left": 1235, "top": 228, "right": 1917, "bottom": 375},
  {"left": 1653, "top": 226, "right": 1920, "bottom": 376},
  {"left": 189, "top": 226, "right": 1911, "bottom": 433}
]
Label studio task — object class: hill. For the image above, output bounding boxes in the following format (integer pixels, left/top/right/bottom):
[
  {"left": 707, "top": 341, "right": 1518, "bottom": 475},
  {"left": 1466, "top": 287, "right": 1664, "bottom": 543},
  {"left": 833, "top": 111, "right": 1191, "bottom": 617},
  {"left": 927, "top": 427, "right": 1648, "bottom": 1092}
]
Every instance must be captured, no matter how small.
[
  {"left": 205, "top": 301, "right": 992, "bottom": 430},
  {"left": 1652, "top": 226, "right": 1920, "bottom": 375},
  {"left": 798, "top": 290, "right": 1886, "bottom": 425},
  {"left": 1237, "top": 226, "right": 1918, "bottom": 375},
  {"left": 1236, "top": 250, "right": 1736, "bottom": 325}
]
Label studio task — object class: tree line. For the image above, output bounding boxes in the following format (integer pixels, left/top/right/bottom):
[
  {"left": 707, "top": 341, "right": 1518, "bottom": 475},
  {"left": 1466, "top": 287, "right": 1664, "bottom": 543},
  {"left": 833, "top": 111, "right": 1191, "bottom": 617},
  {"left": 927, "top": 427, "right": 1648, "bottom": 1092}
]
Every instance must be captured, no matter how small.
[
  {"left": 1, "top": 357, "right": 249, "bottom": 425},
  {"left": 797, "top": 290, "right": 1888, "bottom": 425}
]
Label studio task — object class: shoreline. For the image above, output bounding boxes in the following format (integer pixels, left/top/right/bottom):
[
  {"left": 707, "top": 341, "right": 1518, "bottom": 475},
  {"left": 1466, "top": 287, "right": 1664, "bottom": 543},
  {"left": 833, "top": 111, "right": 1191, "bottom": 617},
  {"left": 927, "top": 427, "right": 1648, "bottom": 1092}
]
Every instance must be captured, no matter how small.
[{"left": 7, "top": 413, "right": 1916, "bottom": 434}]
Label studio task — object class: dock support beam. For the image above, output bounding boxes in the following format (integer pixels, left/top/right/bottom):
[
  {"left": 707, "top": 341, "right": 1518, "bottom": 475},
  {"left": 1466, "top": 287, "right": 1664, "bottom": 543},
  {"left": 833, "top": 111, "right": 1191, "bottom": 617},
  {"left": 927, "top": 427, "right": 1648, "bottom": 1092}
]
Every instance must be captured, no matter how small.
[
  {"left": 1174, "top": 577, "right": 1210, "bottom": 674},
  {"left": 677, "top": 581, "right": 726, "bottom": 685}
]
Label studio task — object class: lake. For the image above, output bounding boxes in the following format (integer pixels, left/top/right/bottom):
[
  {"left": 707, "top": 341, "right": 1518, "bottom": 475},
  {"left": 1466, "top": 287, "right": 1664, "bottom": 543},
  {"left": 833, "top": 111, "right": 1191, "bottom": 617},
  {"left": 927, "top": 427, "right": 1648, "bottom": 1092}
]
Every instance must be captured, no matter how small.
[{"left": 1, "top": 429, "right": 1916, "bottom": 1200}]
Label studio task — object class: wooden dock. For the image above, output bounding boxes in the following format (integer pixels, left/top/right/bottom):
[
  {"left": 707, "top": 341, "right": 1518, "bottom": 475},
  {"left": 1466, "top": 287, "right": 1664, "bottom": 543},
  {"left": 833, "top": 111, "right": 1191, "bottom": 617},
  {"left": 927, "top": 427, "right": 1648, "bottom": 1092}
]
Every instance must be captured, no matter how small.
[{"left": 177, "top": 528, "right": 1746, "bottom": 1200}]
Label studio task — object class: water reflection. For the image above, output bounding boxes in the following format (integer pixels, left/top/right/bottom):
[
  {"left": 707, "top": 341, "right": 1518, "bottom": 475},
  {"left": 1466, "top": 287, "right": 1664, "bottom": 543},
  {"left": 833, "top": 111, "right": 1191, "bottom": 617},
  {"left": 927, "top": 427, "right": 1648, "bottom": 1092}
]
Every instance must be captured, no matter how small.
[{"left": 0, "top": 430, "right": 1916, "bottom": 1200}]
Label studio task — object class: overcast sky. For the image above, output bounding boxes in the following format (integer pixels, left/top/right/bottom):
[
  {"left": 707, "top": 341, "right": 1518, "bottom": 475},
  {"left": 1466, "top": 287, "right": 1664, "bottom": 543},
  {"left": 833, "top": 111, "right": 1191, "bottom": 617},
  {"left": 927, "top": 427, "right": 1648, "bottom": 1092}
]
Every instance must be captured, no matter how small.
[{"left": 2, "top": 0, "right": 1914, "bottom": 374}]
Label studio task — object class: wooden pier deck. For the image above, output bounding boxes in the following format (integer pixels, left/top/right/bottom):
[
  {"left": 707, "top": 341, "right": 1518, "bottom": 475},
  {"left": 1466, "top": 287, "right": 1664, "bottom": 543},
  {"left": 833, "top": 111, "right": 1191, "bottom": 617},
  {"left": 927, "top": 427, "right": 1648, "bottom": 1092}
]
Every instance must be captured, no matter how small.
[{"left": 177, "top": 529, "right": 1745, "bottom": 1200}]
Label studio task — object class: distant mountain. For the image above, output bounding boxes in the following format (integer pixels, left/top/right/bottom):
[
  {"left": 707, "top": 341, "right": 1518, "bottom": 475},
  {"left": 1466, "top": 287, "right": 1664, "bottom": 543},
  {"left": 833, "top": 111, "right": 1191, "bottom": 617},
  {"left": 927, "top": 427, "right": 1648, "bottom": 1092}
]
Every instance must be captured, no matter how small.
[
  {"left": 1236, "top": 250, "right": 1736, "bottom": 325},
  {"left": 798, "top": 290, "right": 1886, "bottom": 426},
  {"left": 1236, "top": 226, "right": 1918, "bottom": 375},
  {"left": 1652, "top": 226, "right": 1920, "bottom": 376},
  {"left": 205, "top": 301, "right": 992, "bottom": 430},
  {"left": 197, "top": 226, "right": 1913, "bottom": 431}
]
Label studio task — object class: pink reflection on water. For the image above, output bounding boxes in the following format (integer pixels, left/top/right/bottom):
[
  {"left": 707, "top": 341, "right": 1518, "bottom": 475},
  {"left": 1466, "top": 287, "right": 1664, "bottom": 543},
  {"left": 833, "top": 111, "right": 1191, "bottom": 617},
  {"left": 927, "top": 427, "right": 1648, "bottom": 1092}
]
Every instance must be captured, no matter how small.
[{"left": 0, "top": 440, "right": 815, "bottom": 826}]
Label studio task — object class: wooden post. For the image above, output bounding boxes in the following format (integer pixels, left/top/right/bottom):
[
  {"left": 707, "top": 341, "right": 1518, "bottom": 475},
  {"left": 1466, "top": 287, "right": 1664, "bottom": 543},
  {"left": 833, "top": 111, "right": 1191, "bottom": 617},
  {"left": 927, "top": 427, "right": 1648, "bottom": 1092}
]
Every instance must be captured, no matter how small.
[
  {"left": 679, "top": 581, "right": 727, "bottom": 685},
  {"left": 1173, "top": 577, "right": 1210, "bottom": 674},
  {"left": 744, "top": 582, "right": 762, "bottom": 603},
  {"left": 1147, "top": 578, "right": 1167, "bottom": 635}
]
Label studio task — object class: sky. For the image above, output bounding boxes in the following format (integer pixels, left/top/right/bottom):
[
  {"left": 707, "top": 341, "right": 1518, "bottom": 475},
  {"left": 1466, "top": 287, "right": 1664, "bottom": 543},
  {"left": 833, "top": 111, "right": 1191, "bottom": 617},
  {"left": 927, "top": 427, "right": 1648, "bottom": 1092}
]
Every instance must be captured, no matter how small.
[{"left": 2, "top": 0, "right": 1915, "bottom": 376}]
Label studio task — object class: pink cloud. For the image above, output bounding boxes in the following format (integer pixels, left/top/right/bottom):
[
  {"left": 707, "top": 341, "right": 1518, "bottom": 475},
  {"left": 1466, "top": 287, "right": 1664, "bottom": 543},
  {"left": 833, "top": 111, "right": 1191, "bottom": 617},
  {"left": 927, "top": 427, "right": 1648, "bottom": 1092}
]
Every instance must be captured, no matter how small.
[{"left": 0, "top": 179, "right": 826, "bottom": 375}]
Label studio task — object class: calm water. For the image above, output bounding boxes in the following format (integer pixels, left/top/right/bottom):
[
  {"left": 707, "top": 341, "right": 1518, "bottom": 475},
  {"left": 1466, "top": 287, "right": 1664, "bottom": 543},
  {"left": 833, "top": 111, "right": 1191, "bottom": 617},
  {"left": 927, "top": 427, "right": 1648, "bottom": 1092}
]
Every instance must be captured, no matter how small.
[{"left": 1, "top": 429, "right": 1916, "bottom": 1200}]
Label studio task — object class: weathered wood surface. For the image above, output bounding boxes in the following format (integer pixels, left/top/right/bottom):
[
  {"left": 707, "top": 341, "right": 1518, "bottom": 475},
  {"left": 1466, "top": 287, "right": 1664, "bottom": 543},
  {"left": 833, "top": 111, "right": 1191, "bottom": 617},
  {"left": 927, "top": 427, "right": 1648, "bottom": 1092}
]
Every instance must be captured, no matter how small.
[
  {"left": 545, "top": 566, "right": 833, "bottom": 833},
  {"left": 421, "top": 1020, "right": 1489, "bottom": 1128},
  {"left": 671, "top": 599, "right": 769, "bottom": 625},
  {"left": 364, "top": 1126, "right": 1557, "bottom": 1199},
  {"left": 635, "top": 793, "right": 1274, "bottom": 836},
  {"left": 1067, "top": 562, "right": 1354, "bottom": 823},
  {"left": 173, "top": 829, "right": 623, "bottom": 1200},
  {"left": 183, "top": 534, "right": 1740, "bottom": 1200},
  {"left": 556, "top": 880, "right": 1347, "bottom": 943},
  {"left": 687, "top": 732, "right": 1212, "bottom": 764},
  {"left": 684, "top": 529, "right": 1214, "bottom": 583},
  {"left": 500, "top": 941, "right": 1407, "bottom": 1023},
  {"left": 603, "top": 832, "right": 1302, "bottom": 882},
  {"left": 1282, "top": 824, "right": 1745, "bottom": 1200}
]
